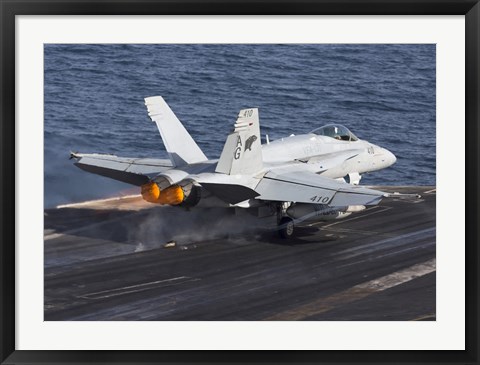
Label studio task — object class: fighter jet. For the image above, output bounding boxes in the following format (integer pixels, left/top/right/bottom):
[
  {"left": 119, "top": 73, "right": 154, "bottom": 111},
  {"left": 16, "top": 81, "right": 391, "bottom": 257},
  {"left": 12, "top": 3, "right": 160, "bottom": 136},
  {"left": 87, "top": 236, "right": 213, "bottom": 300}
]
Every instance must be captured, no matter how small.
[{"left": 70, "top": 96, "right": 399, "bottom": 238}]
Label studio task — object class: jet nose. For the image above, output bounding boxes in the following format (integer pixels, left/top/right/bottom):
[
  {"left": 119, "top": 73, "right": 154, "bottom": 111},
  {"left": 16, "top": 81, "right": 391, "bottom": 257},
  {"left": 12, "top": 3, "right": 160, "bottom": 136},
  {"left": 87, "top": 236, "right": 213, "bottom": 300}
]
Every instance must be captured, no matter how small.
[{"left": 385, "top": 149, "right": 397, "bottom": 166}]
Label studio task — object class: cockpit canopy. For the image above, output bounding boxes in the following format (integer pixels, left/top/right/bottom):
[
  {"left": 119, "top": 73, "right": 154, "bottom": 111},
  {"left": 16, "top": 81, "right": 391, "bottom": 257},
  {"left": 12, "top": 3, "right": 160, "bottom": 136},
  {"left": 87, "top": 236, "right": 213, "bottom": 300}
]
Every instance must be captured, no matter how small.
[{"left": 311, "top": 124, "right": 358, "bottom": 142}]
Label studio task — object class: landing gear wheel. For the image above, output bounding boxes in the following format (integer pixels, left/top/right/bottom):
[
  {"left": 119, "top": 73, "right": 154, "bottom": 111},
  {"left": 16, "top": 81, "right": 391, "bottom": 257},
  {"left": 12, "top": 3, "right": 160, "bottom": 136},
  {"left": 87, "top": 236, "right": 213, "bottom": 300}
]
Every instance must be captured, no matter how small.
[{"left": 278, "top": 217, "right": 295, "bottom": 239}]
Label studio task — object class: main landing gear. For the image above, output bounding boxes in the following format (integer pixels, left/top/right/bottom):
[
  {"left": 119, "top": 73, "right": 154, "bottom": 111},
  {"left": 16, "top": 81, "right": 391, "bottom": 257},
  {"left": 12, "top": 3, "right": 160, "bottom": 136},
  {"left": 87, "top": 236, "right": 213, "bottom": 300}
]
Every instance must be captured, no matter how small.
[
  {"left": 278, "top": 217, "right": 295, "bottom": 239},
  {"left": 276, "top": 202, "right": 295, "bottom": 239}
]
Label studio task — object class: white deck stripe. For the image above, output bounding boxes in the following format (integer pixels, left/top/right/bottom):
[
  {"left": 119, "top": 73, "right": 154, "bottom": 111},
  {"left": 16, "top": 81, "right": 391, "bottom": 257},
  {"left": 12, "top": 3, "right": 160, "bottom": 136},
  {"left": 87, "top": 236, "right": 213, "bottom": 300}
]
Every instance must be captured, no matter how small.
[{"left": 80, "top": 276, "right": 198, "bottom": 299}]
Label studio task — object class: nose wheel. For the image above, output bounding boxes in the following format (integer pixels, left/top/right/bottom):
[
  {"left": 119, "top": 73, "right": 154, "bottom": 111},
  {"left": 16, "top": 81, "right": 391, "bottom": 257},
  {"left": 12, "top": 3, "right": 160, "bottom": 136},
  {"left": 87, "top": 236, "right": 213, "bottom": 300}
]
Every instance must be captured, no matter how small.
[{"left": 278, "top": 216, "right": 295, "bottom": 239}]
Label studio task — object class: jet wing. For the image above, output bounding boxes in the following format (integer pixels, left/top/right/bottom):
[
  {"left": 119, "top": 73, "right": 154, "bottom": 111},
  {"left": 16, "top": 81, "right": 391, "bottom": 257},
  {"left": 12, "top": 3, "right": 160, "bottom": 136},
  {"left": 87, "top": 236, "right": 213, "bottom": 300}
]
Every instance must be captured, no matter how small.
[
  {"left": 70, "top": 153, "right": 173, "bottom": 186},
  {"left": 255, "top": 170, "right": 385, "bottom": 206}
]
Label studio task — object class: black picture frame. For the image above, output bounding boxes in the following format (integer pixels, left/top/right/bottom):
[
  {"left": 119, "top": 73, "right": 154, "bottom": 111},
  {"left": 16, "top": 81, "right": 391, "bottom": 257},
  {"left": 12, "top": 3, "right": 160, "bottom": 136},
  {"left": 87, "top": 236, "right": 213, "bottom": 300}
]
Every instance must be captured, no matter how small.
[{"left": 1, "top": 1, "right": 478, "bottom": 364}]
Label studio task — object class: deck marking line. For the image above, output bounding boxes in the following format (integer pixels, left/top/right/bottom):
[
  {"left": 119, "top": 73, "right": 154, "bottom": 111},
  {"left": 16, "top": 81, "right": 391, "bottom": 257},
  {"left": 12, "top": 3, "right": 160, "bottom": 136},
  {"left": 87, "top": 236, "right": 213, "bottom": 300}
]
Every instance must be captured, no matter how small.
[
  {"left": 79, "top": 276, "right": 198, "bottom": 299},
  {"left": 423, "top": 189, "right": 436, "bottom": 194},
  {"left": 44, "top": 233, "right": 63, "bottom": 241},
  {"left": 338, "top": 241, "right": 435, "bottom": 269},
  {"left": 337, "top": 227, "right": 435, "bottom": 256},
  {"left": 412, "top": 313, "right": 436, "bottom": 321},
  {"left": 265, "top": 258, "right": 435, "bottom": 321}
]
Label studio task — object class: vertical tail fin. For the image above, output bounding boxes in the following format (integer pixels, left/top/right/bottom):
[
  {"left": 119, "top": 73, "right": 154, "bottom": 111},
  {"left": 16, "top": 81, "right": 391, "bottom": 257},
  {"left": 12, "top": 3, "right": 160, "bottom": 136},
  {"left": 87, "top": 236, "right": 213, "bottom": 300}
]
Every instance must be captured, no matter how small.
[
  {"left": 215, "top": 108, "right": 263, "bottom": 175},
  {"left": 144, "top": 96, "right": 207, "bottom": 167}
]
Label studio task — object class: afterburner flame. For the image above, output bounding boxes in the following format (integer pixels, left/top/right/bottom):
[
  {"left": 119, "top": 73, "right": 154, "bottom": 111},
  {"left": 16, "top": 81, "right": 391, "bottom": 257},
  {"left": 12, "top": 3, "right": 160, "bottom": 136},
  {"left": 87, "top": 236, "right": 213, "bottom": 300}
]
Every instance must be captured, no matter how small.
[
  {"left": 158, "top": 185, "right": 184, "bottom": 205},
  {"left": 141, "top": 182, "right": 160, "bottom": 203},
  {"left": 140, "top": 182, "right": 185, "bottom": 205}
]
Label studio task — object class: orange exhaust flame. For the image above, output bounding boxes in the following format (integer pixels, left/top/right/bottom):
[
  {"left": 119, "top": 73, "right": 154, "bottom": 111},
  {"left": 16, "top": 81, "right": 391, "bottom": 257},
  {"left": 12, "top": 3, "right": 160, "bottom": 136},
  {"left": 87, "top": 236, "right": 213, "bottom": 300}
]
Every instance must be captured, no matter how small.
[
  {"left": 141, "top": 182, "right": 160, "bottom": 203},
  {"left": 158, "top": 185, "right": 184, "bottom": 206}
]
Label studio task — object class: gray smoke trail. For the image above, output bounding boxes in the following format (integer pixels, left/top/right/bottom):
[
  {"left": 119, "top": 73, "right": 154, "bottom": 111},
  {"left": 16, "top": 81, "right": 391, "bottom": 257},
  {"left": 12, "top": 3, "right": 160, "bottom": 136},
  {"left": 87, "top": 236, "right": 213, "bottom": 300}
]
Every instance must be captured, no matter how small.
[{"left": 127, "top": 205, "right": 274, "bottom": 249}]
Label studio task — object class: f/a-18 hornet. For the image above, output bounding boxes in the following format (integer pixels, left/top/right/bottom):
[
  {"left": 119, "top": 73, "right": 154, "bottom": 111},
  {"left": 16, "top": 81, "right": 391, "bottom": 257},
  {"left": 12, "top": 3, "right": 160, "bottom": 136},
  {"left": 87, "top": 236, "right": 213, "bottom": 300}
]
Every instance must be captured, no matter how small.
[{"left": 71, "top": 96, "right": 400, "bottom": 238}]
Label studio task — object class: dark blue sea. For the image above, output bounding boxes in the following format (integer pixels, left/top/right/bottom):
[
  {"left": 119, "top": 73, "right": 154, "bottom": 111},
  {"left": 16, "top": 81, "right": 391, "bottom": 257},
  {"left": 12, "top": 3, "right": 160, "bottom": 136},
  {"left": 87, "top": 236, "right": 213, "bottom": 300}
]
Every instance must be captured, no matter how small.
[{"left": 44, "top": 44, "right": 436, "bottom": 208}]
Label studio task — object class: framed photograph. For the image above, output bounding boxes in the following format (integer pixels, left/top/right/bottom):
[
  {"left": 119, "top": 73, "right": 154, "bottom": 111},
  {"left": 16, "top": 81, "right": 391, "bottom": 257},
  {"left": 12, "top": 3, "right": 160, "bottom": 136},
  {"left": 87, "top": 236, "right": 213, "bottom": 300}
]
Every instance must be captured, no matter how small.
[{"left": 1, "top": 1, "right": 479, "bottom": 364}]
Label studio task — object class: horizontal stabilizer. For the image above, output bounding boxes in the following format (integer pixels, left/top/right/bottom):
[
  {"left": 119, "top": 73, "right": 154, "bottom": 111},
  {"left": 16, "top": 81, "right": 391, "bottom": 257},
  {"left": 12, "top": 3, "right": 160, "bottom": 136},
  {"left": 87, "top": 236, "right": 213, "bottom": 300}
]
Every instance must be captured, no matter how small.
[
  {"left": 71, "top": 153, "right": 172, "bottom": 186},
  {"left": 200, "top": 183, "right": 260, "bottom": 204}
]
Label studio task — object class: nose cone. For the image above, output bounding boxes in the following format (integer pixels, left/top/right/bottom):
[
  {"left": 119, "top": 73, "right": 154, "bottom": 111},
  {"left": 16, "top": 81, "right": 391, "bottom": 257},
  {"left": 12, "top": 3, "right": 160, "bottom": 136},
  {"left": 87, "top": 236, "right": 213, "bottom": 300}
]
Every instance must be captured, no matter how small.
[{"left": 385, "top": 149, "right": 397, "bottom": 166}]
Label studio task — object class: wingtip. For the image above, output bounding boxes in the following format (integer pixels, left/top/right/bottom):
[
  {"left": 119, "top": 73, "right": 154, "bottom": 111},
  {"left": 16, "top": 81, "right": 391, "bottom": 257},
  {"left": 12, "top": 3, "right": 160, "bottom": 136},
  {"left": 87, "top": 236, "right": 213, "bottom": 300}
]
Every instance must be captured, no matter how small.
[{"left": 144, "top": 95, "right": 165, "bottom": 104}]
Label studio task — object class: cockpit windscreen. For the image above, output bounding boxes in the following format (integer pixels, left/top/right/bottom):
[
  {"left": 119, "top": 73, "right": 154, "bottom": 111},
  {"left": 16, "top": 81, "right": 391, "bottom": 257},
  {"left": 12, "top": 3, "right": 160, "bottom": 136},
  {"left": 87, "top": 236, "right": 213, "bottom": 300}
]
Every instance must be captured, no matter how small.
[{"left": 311, "top": 124, "right": 358, "bottom": 141}]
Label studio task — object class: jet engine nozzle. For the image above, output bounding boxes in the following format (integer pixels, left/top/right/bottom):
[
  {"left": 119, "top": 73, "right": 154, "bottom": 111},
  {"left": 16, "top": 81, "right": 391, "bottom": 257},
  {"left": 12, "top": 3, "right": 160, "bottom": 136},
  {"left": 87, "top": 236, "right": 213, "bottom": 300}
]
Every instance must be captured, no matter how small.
[
  {"left": 158, "top": 185, "right": 184, "bottom": 206},
  {"left": 141, "top": 182, "right": 161, "bottom": 203},
  {"left": 140, "top": 180, "right": 200, "bottom": 207}
]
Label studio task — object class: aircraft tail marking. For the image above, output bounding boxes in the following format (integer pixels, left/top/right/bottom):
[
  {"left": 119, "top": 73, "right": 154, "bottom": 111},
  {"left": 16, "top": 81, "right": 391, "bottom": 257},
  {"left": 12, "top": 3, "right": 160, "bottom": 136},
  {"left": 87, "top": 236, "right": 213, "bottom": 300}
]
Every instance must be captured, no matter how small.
[
  {"left": 216, "top": 108, "right": 263, "bottom": 175},
  {"left": 144, "top": 96, "right": 207, "bottom": 167}
]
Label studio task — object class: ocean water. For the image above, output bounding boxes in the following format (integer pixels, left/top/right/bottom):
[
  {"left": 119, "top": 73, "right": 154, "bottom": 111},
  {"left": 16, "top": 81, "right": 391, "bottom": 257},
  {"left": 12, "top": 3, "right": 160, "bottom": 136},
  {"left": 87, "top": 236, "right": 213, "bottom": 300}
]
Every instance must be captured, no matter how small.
[{"left": 44, "top": 44, "right": 436, "bottom": 208}]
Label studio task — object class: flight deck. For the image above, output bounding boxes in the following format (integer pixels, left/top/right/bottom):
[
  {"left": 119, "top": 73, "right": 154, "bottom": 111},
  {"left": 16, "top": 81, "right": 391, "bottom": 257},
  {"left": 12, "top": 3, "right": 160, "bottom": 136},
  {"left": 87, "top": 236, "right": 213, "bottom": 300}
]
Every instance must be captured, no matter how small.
[{"left": 44, "top": 186, "right": 436, "bottom": 321}]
